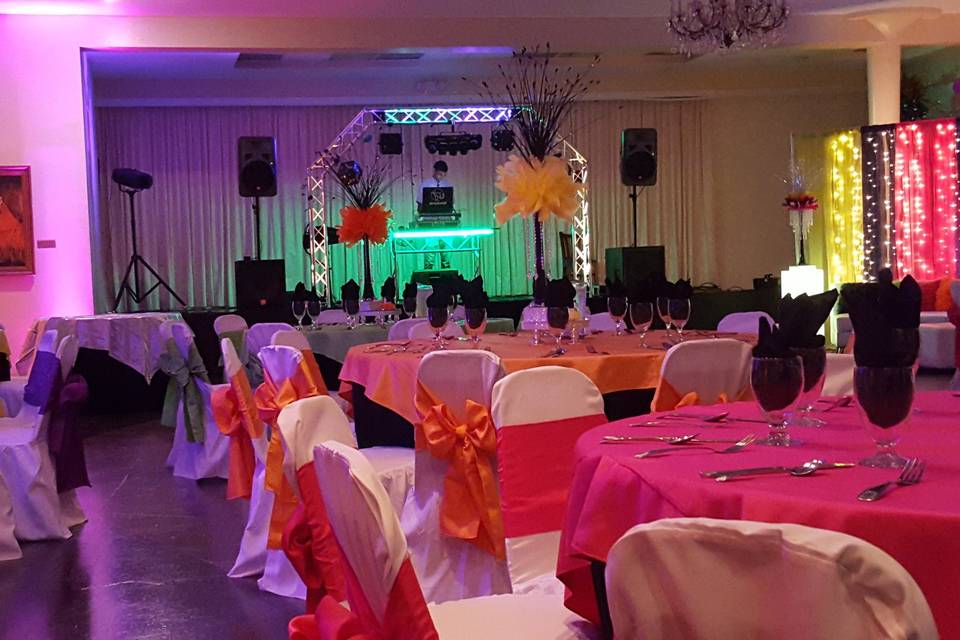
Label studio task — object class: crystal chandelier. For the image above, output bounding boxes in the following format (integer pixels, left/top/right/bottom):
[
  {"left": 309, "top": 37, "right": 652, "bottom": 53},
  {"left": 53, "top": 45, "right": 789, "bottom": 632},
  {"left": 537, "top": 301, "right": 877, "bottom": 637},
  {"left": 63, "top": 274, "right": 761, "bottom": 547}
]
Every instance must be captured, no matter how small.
[{"left": 668, "top": 0, "right": 790, "bottom": 55}]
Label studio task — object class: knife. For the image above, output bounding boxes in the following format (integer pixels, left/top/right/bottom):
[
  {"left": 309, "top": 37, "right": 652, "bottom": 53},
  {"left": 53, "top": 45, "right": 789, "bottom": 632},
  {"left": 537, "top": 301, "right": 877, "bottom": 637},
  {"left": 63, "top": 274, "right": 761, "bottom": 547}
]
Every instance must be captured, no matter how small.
[{"left": 700, "top": 462, "right": 856, "bottom": 480}]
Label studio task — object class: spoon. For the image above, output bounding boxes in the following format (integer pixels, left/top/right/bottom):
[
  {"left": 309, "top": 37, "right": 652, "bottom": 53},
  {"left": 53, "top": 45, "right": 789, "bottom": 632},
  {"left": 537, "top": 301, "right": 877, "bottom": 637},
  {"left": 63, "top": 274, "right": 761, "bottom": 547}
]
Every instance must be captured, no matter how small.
[
  {"left": 602, "top": 434, "right": 700, "bottom": 445},
  {"left": 702, "top": 459, "right": 856, "bottom": 482},
  {"left": 635, "top": 433, "right": 756, "bottom": 459}
]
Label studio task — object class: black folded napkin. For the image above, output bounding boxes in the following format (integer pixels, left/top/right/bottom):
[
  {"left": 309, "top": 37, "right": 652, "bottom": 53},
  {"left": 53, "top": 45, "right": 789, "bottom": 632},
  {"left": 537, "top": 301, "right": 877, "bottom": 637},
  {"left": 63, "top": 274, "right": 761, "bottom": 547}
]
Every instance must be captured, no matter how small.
[
  {"left": 545, "top": 278, "right": 576, "bottom": 308},
  {"left": 307, "top": 287, "right": 320, "bottom": 302},
  {"left": 605, "top": 277, "right": 627, "bottom": 298},
  {"left": 293, "top": 282, "right": 308, "bottom": 301},
  {"left": 0, "top": 352, "right": 9, "bottom": 383},
  {"left": 341, "top": 279, "right": 360, "bottom": 302},
  {"left": 671, "top": 278, "right": 694, "bottom": 299},
  {"left": 402, "top": 280, "right": 418, "bottom": 300},
  {"left": 778, "top": 289, "right": 838, "bottom": 349},
  {"left": 752, "top": 316, "right": 793, "bottom": 358},
  {"left": 380, "top": 276, "right": 397, "bottom": 302},
  {"left": 426, "top": 284, "right": 454, "bottom": 308},
  {"left": 462, "top": 276, "right": 488, "bottom": 309},
  {"left": 843, "top": 274, "right": 921, "bottom": 367},
  {"left": 532, "top": 271, "right": 548, "bottom": 305}
]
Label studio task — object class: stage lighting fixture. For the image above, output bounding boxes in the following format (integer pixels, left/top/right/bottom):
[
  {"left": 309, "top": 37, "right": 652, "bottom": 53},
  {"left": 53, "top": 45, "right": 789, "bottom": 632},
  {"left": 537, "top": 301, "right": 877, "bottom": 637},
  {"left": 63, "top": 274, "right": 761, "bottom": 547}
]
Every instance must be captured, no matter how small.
[
  {"left": 423, "top": 133, "right": 483, "bottom": 156},
  {"left": 490, "top": 128, "right": 515, "bottom": 152},
  {"left": 335, "top": 160, "right": 362, "bottom": 186}
]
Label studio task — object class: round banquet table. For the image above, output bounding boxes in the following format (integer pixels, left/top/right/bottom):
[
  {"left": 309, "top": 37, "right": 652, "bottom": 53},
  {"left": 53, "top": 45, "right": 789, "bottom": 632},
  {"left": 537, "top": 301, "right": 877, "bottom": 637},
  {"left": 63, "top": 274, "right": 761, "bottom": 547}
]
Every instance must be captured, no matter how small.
[{"left": 557, "top": 391, "right": 960, "bottom": 638}]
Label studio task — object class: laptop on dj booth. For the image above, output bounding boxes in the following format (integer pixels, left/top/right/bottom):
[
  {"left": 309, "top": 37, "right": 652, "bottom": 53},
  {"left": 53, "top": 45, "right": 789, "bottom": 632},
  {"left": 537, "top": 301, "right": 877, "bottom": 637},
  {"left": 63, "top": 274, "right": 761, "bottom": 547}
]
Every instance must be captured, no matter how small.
[{"left": 420, "top": 187, "right": 454, "bottom": 214}]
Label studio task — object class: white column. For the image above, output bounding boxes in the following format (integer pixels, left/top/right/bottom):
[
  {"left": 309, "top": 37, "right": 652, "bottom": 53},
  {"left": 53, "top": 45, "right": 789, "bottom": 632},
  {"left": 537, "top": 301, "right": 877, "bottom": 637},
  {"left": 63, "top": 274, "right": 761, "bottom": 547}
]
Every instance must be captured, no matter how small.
[{"left": 867, "top": 42, "right": 901, "bottom": 125}]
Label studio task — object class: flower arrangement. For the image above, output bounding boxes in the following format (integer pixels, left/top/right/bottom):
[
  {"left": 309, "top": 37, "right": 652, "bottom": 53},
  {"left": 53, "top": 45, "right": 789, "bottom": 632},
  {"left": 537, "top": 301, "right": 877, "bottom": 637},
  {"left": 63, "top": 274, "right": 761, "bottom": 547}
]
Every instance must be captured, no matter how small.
[
  {"left": 782, "top": 191, "right": 819, "bottom": 212},
  {"left": 782, "top": 159, "right": 819, "bottom": 265}
]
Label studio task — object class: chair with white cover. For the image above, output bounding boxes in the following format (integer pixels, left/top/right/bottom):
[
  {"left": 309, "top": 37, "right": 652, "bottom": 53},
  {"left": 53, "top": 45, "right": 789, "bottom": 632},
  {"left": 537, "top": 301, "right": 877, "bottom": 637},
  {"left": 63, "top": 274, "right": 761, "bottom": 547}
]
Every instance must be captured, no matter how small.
[
  {"left": 605, "top": 518, "right": 938, "bottom": 640},
  {"left": 161, "top": 321, "right": 230, "bottom": 480},
  {"left": 408, "top": 320, "right": 464, "bottom": 340},
  {"left": 1, "top": 325, "right": 60, "bottom": 419},
  {"left": 716, "top": 311, "right": 773, "bottom": 335},
  {"left": 247, "top": 322, "right": 294, "bottom": 363},
  {"left": 309, "top": 440, "right": 598, "bottom": 640},
  {"left": 213, "top": 313, "right": 248, "bottom": 336},
  {"left": 0, "top": 474, "right": 19, "bottom": 561},
  {"left": 491, "top": 366, "right": 607, "bottom": 595},
  {"left": 389, "top": 317, "right": 426, "bottom": 341},
  {"left": 650, "top": 339, "right": 752, "bottom": 412},
  {"left": 823, "top": 353, "right": 854, "bottom": 397},
  {"left": 0, "top": 332, "right": 78, "bottom": 540},
  {"left": 405, "top": 350, "right": 510, "bottom": 603},
  {"left": 15, "top": 316, "right": 65, "bottom": 377},
  {"left": 587, "top": 312, "right": 617, "bottom": 332}
]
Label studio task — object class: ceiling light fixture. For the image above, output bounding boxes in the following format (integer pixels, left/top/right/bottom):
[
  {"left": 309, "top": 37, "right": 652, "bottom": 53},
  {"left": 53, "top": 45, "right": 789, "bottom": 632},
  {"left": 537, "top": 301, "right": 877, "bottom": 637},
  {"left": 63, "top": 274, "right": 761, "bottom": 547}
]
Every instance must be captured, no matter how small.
[{"left": 668, "top": 0, "right": 789, "bottom": 55}]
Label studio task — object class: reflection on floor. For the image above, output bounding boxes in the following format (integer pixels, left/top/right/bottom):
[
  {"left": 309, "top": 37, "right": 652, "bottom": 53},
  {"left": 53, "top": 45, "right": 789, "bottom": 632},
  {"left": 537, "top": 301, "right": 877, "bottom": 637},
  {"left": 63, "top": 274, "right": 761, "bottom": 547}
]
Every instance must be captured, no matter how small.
[{"left": 0, "top": 413, "right": 300, "bottom": 640}]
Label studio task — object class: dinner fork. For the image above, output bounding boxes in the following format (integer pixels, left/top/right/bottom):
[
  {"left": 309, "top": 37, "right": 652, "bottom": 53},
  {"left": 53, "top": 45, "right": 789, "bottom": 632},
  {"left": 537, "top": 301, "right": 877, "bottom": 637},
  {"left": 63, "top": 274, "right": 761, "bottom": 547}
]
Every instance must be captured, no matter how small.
[
  {"left": 857, "top": 458, "right": 926, "bottom": 502},
  {"left": 634, "top": 433, "right": 757, "bottom": 459}
]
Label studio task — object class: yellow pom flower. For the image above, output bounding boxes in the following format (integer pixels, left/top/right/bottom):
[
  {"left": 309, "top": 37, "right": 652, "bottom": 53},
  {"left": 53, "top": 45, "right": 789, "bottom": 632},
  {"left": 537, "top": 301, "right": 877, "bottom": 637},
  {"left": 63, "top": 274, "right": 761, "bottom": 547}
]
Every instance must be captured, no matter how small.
[{"left": 494, "top": 155, "right": 582, "bottom": 224}]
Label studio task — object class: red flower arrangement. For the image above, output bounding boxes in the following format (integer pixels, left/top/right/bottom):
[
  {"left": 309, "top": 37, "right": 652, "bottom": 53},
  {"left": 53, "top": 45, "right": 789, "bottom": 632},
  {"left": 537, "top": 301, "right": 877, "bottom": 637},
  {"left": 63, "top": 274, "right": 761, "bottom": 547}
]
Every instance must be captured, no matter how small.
[
  {"left": 783, "top": 191, "right": 819, "bottom": 211},
  {"left": 338, "top": 203, "right": 391, "bottom": 247}
]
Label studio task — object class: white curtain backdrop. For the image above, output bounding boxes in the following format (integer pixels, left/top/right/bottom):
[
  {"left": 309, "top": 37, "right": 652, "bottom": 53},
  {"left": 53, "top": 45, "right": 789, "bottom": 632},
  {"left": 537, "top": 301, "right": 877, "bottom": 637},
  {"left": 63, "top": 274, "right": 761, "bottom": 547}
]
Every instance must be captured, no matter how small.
[{"left": 92, "top": 100, "right": 714, "bottom": 311}]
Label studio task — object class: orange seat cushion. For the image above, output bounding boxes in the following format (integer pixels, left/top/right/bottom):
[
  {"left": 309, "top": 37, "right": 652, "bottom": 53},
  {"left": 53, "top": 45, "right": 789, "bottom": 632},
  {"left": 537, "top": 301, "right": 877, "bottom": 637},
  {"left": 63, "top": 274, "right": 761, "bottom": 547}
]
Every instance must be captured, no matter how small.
[
  {"left": 919, "top": 279, "right": 940, "bottom": 311},
  {"left": 935, "top": 278, "right": 958, "bottom": 311}
]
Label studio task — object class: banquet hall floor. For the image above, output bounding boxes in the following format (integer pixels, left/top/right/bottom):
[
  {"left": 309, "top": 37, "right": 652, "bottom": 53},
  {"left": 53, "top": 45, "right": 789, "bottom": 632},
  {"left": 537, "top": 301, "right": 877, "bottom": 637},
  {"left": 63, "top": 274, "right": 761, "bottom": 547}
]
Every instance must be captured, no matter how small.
[{"left": 0, "top": 413, "right": 300, "bottom": 640}]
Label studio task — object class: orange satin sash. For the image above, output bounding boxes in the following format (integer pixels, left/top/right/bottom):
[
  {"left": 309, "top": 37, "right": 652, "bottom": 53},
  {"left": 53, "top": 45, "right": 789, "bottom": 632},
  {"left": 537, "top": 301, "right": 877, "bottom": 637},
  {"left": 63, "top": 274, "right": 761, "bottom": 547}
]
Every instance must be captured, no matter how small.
[
  {"left": 651, "top": 378, "right": 751, "bottom": 412},
  {"left": 255, "top": 362, "right": 323, "bottom": 549},
  {"left": 212, "top": 369, "right": 262, "bottom": 500},
  {"left": 288, "top": 596, "right": 376, "bottom": 640},
  {"left": 414, "top": 382, "right": 505, "bottom": 559},
  {"left": 299, "top": 349, "right": 329, "bottom": 395}
]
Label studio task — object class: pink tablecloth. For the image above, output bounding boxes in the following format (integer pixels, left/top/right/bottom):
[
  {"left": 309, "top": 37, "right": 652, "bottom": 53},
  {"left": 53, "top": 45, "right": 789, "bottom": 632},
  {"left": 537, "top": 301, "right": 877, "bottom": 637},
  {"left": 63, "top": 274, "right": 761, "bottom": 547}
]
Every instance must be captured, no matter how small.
[{"left": 558, "top": 392, "right": 960, "bottom": 638}]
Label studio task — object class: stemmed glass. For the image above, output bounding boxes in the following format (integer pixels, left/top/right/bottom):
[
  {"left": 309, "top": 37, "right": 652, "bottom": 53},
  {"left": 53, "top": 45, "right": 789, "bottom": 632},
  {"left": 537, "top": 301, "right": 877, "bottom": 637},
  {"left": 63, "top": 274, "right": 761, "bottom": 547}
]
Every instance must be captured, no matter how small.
[
  {"left": 306, "top": 300, "right": 321, "bottom": 330},
  {"left": 657, "top": 296, "right": 673, "bottom": 337},
  {"left": 292, "top": 300, "right": 307, "bottom": 330},
  {"left": 343, "top": 299, "right": 360, "bottom": 330},
  {"left": 855, "top": 365, "right": 914, "bottom": 468},
  {"left": 464, "top": 307, "right": 487, "bottom": 346},
  {"left": 427, "top": 306, "right": 449, "bottom": 350},
  {"left": 547, "top": 306, "right": 570, "bottom": 355},
  {"left": 630, "top": 301, "right": 654, "bottom": 348},
  {"left": 403, "top": 296, "right": 418, "bottom": 318},
  {"left": 608, "top": 296, "right": 628, "bottom": 336},
  {"left": 668, "top": 298, "right": 691, "bottom": 341},
  {"left": 788, "top": 346, "right": 827, "bottom": 427},
  {"left": 751, "top": 355, "right": 805, "bottom": 447}
]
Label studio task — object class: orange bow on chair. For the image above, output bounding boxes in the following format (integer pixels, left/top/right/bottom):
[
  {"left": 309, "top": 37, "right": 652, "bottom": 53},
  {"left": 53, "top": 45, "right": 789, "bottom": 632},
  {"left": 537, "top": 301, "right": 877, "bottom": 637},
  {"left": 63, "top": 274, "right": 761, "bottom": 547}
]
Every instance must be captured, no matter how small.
[
  {"left": 650, "top": 379, "right": 751, "bottom": 413},
  {"left": 288, "top": 596, "right": 376, "bottom": 640},
  {"left": 255, "top": 364, "right": 323, "bottom": 549},
  {"left": 416, "top": 383, "right": 505, "bottom": 559},
  {"left": 212, "top": 370, "right": 262, "bottom": 500}
]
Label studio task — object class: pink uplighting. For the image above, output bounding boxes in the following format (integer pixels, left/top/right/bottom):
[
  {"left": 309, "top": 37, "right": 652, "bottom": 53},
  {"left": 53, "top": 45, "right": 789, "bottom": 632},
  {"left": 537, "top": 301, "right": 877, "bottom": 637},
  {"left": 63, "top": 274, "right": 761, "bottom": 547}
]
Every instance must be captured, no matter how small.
[{"left": 0, "top": 1, "right": 111, "bottom": 15}]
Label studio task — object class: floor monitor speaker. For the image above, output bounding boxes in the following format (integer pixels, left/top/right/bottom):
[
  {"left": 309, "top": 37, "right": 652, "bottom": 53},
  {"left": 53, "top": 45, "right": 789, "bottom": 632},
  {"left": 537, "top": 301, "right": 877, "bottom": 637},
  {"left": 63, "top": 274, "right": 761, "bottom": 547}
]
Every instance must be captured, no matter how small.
[
  {"left": 235, "top": 259, "right": 285, "bottom": 308},
  {"left": 605, "top": 246, "right": 665, "bottom": 291}
]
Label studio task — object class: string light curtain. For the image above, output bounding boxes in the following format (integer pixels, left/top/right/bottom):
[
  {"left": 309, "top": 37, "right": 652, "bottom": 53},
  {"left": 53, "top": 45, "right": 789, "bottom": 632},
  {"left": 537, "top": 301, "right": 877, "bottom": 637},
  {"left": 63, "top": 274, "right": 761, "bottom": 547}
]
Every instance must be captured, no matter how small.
[
  {"left": 860, "top": 125, "right": 897, "bottom": 280},
  {"left": 824, "top": 130, "right": 864, "bottom": 290},
  {"left": 893, "top": 119, "right": 959, "bottom": 279}
]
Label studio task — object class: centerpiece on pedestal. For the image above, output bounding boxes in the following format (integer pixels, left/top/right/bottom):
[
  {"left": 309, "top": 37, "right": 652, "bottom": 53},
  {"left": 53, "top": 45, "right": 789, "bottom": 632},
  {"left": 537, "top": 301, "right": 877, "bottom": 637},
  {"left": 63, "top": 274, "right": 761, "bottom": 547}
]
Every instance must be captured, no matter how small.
[
  {"left": 482, "top": 45, "right": 598, "bottom": 303},
  {"left": 328, "top": 160, "right": 392, "bottom": 301},
  {"left": 781, "top": 160, "right": 824, "bottom": 298}
]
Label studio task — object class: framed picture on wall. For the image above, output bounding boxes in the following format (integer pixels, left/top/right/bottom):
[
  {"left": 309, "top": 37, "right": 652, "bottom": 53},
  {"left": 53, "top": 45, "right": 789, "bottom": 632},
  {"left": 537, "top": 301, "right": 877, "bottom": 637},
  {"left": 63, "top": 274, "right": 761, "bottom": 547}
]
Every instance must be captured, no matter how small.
[{"left": 0, "top": 166, "right": 34, "bottom": 274}]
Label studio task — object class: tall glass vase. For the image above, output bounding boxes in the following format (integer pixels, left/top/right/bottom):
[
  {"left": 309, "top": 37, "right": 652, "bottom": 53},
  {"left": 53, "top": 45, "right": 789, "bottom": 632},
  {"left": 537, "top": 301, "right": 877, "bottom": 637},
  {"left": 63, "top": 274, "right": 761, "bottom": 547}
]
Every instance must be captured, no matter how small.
[
  {"left": 527, "top": 216, "right": 547, "bottom": 304},
  {"left": 360, "top": 238, "right": 375, "bottom": 300}
]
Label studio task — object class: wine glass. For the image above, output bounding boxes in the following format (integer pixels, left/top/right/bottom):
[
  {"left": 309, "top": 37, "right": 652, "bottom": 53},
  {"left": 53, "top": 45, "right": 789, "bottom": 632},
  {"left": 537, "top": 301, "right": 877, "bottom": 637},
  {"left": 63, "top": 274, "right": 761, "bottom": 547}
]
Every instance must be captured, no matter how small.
[
  {"left": 788, "top": 346, "right": 827, "bottom": 428},
  {"left": 608, "top": 296, "right": 628, "bottom": 336},
  {"left": 657, "top": 296, "right": 673, "bottom": 336},
  {"left": 630, "top": 301, "right": 654, "bottom": 348},
  {"left": 343, "top": 299, "right": 360, "bottom": 330},
  {"left": 427, "top": 306, "right": 449, "bottom": 350},
  {"left": 403, "top": 296, "right": 418, "bottom": 318},
  {"left": 291, "top": 300, "right": 306, "bottom": 330},
  {"left": 751, "top": 355, "right": 805, "bottom": 447},
  {"left": 306, "top": 300, "right": 321, "bottom": 330},
  {"left": 546, "top": 306, "right": 570, "bottom": 355},
  {"left": 855, "top": 365, "right": 914, "bottom": 468},
  {"left": 464, "top": 307, "right": 487, "bottom": 345},
  {"left": 668, "top": 298, "right": 691, "bottom": 341}
]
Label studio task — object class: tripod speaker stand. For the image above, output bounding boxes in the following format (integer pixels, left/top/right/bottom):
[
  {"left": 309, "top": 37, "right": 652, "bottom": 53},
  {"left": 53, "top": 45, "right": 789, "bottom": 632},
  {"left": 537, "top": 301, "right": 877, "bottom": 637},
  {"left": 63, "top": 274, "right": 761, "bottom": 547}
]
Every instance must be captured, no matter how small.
[{"left": 111, "top": 169, "right": 185, "bottom": 311}]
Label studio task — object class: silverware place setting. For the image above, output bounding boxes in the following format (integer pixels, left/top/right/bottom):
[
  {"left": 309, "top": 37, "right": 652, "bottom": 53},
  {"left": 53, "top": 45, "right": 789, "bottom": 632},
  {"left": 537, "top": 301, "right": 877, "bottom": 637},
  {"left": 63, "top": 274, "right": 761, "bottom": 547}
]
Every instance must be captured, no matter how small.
[
  {"left": 857, "top": 458, "right": 926, "bottom": 502},
  {"left": 630, "top": 411, "right": 768, "bottom": 427},
  {"left": 700, "top": 458, "right": 857, "bottom": 482},
  {"left": 634, "top": 433, "right": 757, "bottom": 459},
  {"left": 603, "top": 433, "right": 700, "bottom": 445}
]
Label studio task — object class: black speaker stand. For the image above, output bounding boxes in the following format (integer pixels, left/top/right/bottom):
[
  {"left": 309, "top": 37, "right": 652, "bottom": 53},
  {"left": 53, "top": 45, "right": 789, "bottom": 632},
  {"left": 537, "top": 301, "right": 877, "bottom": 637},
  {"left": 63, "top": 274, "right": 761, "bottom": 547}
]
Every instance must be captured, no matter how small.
[
  {"left": 251, "top": 196, "right": 263, "bottom": 260},
  {"left": 112, "top": 187, "right": 185, "bottom": 311},
  {"left": 628, "top": 185, "right": 639, "bottom": 247}
]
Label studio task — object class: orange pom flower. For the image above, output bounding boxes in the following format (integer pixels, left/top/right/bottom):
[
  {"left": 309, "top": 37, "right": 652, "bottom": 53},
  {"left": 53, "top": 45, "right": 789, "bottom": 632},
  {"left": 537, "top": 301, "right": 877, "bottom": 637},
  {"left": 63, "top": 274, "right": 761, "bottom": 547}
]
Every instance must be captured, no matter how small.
[{"left": 337, "top": 203, "right": 392, "bottom": 247}]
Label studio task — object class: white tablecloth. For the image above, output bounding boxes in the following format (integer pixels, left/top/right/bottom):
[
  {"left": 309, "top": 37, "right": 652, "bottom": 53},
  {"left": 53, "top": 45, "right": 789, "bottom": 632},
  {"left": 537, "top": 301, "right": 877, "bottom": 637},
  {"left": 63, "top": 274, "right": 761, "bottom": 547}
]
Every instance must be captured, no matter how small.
[{"left": 16, "top": 312, "right": 182, "bottom": 382}]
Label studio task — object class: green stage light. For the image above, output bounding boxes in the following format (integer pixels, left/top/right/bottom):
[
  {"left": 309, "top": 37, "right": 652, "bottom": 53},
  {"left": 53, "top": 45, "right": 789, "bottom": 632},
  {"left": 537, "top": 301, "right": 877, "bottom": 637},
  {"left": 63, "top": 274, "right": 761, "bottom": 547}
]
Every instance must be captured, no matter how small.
[{"left": 392, "top": 228, "right": 495, "bottom": 240}]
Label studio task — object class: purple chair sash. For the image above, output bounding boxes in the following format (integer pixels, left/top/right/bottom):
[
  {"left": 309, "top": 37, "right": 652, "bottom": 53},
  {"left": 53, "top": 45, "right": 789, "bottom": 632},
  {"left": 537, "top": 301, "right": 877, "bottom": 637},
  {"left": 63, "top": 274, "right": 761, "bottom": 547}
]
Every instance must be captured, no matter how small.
[
  {"left": 48, "top": 374, "right": 90, "bottom": 494},
  {"left": 23, "top": 350, "right": 61, "bottom": 413}
]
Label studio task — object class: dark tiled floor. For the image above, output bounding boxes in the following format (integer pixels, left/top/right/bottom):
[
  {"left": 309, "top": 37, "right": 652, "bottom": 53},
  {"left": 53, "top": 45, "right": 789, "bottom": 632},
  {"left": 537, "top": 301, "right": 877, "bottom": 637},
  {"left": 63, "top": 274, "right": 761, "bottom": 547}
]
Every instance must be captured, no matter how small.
[{"left": 0, "top": 414, "right": 301, "bottom": 640}]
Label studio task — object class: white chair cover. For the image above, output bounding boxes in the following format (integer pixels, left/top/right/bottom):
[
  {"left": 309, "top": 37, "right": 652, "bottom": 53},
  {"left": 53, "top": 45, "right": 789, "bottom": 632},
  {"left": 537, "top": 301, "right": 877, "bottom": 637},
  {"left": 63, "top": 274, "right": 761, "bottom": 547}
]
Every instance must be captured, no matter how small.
[
  {"left": 314, "top": 309, "right": 349, "bottom": 325},
  {"left": 404, "top": 350, "right": 510, "bottom": 604},
  {"left": 605, "top": 518, "right": 938, "bottom": 640},
  {"left": 0, "top": 322, "right": 46, "bottom": 419},
  {"left": 408, "top": 321, "right": 464, "bottom": 340},
  {"left": 163, "top": 321, "right": 231, "bottom": 481},
  {"left": 823, "top": 353, "right": 854, "bottom": 397},
  {"left": 415, "top": 286, "right": 434, "bottom": 318},
  {"left": 491, "top": 367, "right": 604, "bottom": 594},
  {"left": 0, "top": 473, "right": 20, "bottom": 561},
  {"left": 213, "top": 313, "right": 248, "bottom": 336},
  {"left": 717, "top": 311, "right": 774, "bottom": 335},
  {"left": 271, "top": 329, "right": 311, "bottom": 351},
  {"left": 657, "top": 339, "right": 752, "bottom": 404},
  {"left": 389, "top": 318, "right": 426, "bottom": 341},
  {"left": 0, "top": 332, "right": 73, "bottom": 540},
  {"left": 315, "top": 441, "right": 596, "bottom": 640},
  {"left": 587, "top": 312, "right": 617, "bottom": 332},
  {"left": 246, "top": 322, "right": 294, "bottom": 365},
  {"left": 520, "top": 304, "right": 547, "bottom": 331}
]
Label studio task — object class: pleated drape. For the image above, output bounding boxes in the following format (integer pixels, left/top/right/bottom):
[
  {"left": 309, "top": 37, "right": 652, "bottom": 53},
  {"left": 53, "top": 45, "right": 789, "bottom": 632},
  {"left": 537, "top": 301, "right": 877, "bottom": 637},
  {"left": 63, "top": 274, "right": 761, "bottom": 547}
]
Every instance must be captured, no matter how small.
[{"left": 93, "top": 101, "right": 714, "bottom": 311}]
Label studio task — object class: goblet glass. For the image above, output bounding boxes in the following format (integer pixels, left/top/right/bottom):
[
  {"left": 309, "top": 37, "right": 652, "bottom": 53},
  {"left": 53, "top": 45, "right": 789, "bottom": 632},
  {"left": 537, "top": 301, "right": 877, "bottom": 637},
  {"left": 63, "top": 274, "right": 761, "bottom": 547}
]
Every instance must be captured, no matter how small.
[
  {"left": 306, "top": 300, "right": 321, "bottom": 329},
  {"left": 751, "top": 355, "right": 805, "bottom": 447},
  {"left": 608, "top": 296, "right": 628, "bottom": 336},
  {"left": 291, "top": 300, "right": 306, "bottom": 330},
  {"left": 427, "top": 306, "right": 450, "bottom": 350},
  {"left": 855, "top": 365, "right": 914, "bottom": 468},
  {"left": 402, "top": 296, "right": 418, "bottom": 317},
  {"left": 788, "top": 346, "right": 827, "bottom": 427},
  {"left": 657, "top": 296, "right": 673, "bottom": 336},
  {"left": 464, "top": 307, "right": 487, "bottom": 346},
  {"left": 546, "top": 306, "right": 570, "bottom": 355},
  {"left": 630, "top": 301, "right": 654, "bottom": 348},
  {"left": 668, "top": 298, "right": 691, "bottom": 341},
  {"left": 343, "top": 299, "right": 360, "bottom": 330}
]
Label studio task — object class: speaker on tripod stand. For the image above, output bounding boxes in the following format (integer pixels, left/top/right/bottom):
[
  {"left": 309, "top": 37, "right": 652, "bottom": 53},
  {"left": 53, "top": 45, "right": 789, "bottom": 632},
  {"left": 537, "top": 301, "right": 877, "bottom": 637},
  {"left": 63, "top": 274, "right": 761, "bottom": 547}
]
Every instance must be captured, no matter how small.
[
  {"left": 111, "top": 169, "right": 185, "bottom": 311},
  {"left": 238, "top": 136, "right": 277, "bottom": 260}
]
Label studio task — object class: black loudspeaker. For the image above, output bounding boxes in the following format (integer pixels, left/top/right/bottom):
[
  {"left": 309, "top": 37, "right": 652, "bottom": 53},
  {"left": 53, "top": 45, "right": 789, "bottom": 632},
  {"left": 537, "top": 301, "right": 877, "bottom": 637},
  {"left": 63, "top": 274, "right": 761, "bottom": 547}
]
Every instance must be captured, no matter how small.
[
  {"left": 411, "top": 270, "right": 460, "bottom": 288},
  {"left": 379, "top": 133, "right": 403, "bottom": 155},
  {"left": 620, "top": 128, "right": 657, "bottom": 186},
  {"left": 605, "top": 246, "right": 665, "bottom": 291},
  {"left": 238, "top": 136, "right": 278, "bottom": 197},
  {"left": 235, "top": 258, "right": 285, "bottom": 308}
]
